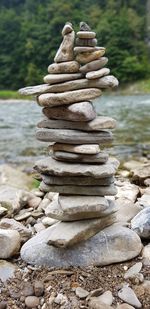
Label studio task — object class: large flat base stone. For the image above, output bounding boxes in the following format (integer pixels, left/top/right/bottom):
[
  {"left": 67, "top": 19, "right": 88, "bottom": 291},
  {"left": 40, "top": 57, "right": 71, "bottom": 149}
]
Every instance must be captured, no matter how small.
[{"left": 21, "top": 224, "right": 142, "bottom": 267}]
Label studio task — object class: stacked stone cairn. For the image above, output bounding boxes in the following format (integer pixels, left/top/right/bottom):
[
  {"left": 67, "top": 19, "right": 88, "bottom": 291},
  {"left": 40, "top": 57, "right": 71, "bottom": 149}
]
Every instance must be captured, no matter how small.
[{"left": 19, "top": 22, "right": 120, "bottom": 251}]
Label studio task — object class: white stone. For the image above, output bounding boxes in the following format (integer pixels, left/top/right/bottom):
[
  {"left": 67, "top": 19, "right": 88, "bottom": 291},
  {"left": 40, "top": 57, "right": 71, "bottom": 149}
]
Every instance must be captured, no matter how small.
[
  {"left": 124, "top": 262, "right": 142, "bottom": 279},
  {"left": 52, "top": 143, "right": 100, "bottom": 154},
  {"left": 131, "top": 207, "right": 150, "bottom": 238},
  {"left": 118, "top": 286, "right": 142, "bottom": 308},
  {"left": 43, "top": 73, "right": 83, "bottom": 84},
  {"left": 0, "top": 218, "right": 31, "bottom": 243},
  {"left": 142, "top": 244, "right": 150, "bottom": 265},
  {"left": 0, "top": 229, "right": 21, "bottom": 258},
  {"left": 75, "top": 287, "right": 89, "bottom": 299}
]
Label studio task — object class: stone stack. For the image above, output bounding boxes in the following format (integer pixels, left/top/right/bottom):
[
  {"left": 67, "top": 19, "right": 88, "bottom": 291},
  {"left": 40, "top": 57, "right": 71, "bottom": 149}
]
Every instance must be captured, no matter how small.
[{"left": 19, "top": 22, "right": 119, "bottom": 251}]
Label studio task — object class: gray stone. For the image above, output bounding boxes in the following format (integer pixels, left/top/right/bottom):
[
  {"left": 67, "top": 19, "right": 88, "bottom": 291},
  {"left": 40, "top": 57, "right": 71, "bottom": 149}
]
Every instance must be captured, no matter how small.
[
  {"left": 76, "top": 37, "right": 97, "bottom": 47},
  {"left": 34, "top": 280, "right": 44, "bottom": 297},
  {"left": 34, "top": 157, "right": 119, "bottom": 178},
  {"left": 80, "top": 58, "right": 108, "bottom": 73},
  {"left": 53, "top": 151, "right": 108, "bottom": 164},
  {"left": 43, "top": 73, "right": 83, "bottom": 84},
  {"left": 48, "top": 61, "right": 80, "bottom": 74},
  {"left": 0, "top": 260, "right": 17, "bottom": 283},
  {"left": 137, "top": 191, "right": 150, "bottom": 208},
  {"left": 37, "top": 88, "right": 102, "bottom": 107},
  {"left": 62, "top": 22, "right": 73, "bottom": 36},
  {"left": 42, "top": 217, "right": 58, "bottom": 226},
  {"left": 54, "top": 30, "right": 75, "bottom": 63},
  {"left": 80, "top": 21, "right": 91, "bottom": 31},
  {"left": 116, "top": 182, "right": 139, "bottom": 202},
  {"left": 86, "top": 68, "right": 110, "bottom": 80},
  {"left": 74, "top": 46, "right": 100, "bottom": 54},
  {"left": 0, "top": 229, "right": 21, "bottom": 258},
  {"left": 89, "top": 298, "right": 113, "bottom": 309},
  {"left": 34, "top": 223, "right": 45, "bottom": 233},
  {"left": 115, "top": 198, "right": 142, "bottom": 223},
  {"left": 45, "top": 196, "right": 116, "bottom": 221},
  {"left": 36, "top": 128, "right": 113, "bottom": 144},
  {"left": 14, "top": 210, "right": 32, "bottom": 221},
  {"left": 38, "top": 116, "right": 116, "bottom": 130},
  {"left": 42, "top": 174, "right": 114, "bottom": 186},
  {"left": 0, "top": 185, "right": 23, "bottom": 214},
  {"left": 42, "top": 101, "right": 96, "bottom": 122},
  {"left": 39, "top": 182, "right": 117, "bottom": 196},
  {"left": 52, "top": 143, "right": 100, "bottom": 154},
  {"left": 97, "top": 291, "right": 113, "bottom": 306},
  {"left": 75, "top": 287, "right": 89, "bottom": 299},
  {"left": 0, "top": 164, "right": 32, "bottom": 189},
  {"left": 0, "top": 206, "right": 7, "bottom": 216},
  {"left": 77, "top": 31, "right": 96, "bottom": 39},
  {"left": 124, "top": 262, "right": 142, "bottom": 279},
  {"left": 19, "top": 75, "right": 119, "bottom": 95},
  {"left": 131, "top": 207, "right": 150, "bottom": 238},
  {"left": 76, "top": 49, "right": 105, "bottom": 64},
  {"left": 117, "top": 305, "right": 135, "bottom": 309},
  {"left": 118, "top": 286, "right": 142, "bottom": 308},
  {"left": 142, "top": 244, "right": 150, "bottom": 266},
  {"left": 0, "top": 218, "right": 31, "bottom": 243},
  {"left": 21, "top": 224, "right": 142, "bottom": 267},
  {"left": 25, "top": 296, "right": 40, "bottom": 308}
]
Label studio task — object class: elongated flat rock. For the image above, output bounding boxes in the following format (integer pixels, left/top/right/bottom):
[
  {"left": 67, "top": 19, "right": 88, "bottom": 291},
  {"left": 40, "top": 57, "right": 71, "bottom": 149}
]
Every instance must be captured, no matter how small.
[
  {"left": 76, "top": 38, "right": 97, "bottom": 47},
  {"left": 80, "top": 58, "right": 108, "bottom": 73},
  {"left": 42, "top": 102, "right": 96, "bottom": 122},
  {"left": 52, "top": 151, "right": 108, "bottom": 163},
  {"left": 48, "top": 61, "right": 80, "bottom": 74},
  {"left": 76, "top": 49, "right": 105, "bottom": 64},
  {"left": 74, "top": 46, "right": 101, "bottom": 54},
  {"left": 54, "top": 30, "right": 75, "bottom": 63},
  {"left": 43, "top": 73, "right": 82, "bottom": 84},
  {"left": 36, "top": 128, "right": 113, "bottom": 144},
  {"left": 38, "top": 116, "right": 116, "bottom": 131},
  {"left": 45, "top": 195, "right": 116, "bottom": 221},
  {"left": 77, "top": 31, "right": 96, "bottom": 39},
  {"left": 34, "top": 157, "right": 119, "bottom": 178},
  {"left": 39, "top": 182, "right": 117, "bottom": 196},
  {"left": 42, "top": 174, "right": 114, "bottom": 186},
  {"left": 46, "top": 215, "right": 116, "bottom": 248},
  {"left": 37, "top": 88, "right": 102, "bottom": 107},
  {"left": 86, "top": 68, "right": 110, "bottom": 80},
  {"left": 52, "top": 143, "right": 100, "bottom": 154},
  {"left": 19, "top": 76, "right": 118, "bottom": 95}
]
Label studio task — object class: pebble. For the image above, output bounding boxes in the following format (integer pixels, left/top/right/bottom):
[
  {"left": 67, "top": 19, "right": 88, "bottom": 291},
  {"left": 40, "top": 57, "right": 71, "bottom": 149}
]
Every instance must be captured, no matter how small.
[
  {"left": 97, "top": 290, "right": 113, "bottom": 305},
  {"left": 48, "top": 61, "right": 80, "bottom": 74},
  {"left": 118, "top": 286, "right": 142, "bottom": 308},
  {"left": 76, "top": 49, "right": 105, "bottom": 64},
  {"left": 0, "top": 229, "right": 21, "bottom": 258},
  {"left": 28, "top": 197, "right": 41, "bottom": 208},
  {"left": 34, "top": 223, "right": 45, "bottom": 233},
  {"left": 76, "top": 37, "right": 97, "bottom": 47},
  {"left": 0, "top": 301, "right": 7, "bottom": 309},
  {"left": 25, "top": 296, "right": 40, "bottom": 308},
  {"left": 142, "top": 243, "right": 150, "bottom": 265},
  {"left": 34, "top": 280, "right": 44, "bottom": 297},
  {"left": 124, "top": 262, "right": 142, "bottom": 279},
  {"left": 75, "top": 287, "right": 89, "bottom": 299},
  {"left": 22, "top": 282, "right": 34, "bottom": 297},
  {"left": 131, "top": 207, "right": 150, "bottom": 238},
  {"left": 77, "top": 31, "right": 96, "bottom": 39},
  {"left": 54, "top": 293, "right": 68, "bottom": 305},
  {"left": 80, "top": 57, "right": 108, "bottom": 73},
  {"left": 86, "top": 68, "right": 110, "bottom": 80},
  {"left": 42, "top": 217, "right": 58, "bottom": 226},
  {"left": 88, "top": 297, "right": 113, "bottom": 309}
]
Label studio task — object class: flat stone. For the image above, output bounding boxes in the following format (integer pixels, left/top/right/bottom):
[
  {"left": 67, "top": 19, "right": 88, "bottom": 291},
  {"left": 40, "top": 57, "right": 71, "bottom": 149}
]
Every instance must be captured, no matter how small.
[
  {"left": 0, "top": 218, "right": 31, "bottom": 243},
  {"left": 52, "top": 143, "right": 100, "bottom": 154},
  {"left": 0, "top": 229, "right": 21, "bottom": 258},
  {"left": 43, "top": 73, "right": 82, "bottom": 84},
  {"left": 80, "top": 58, "right": 108, "bottom": 73},
  {"left": 34, "top": 157, "right": 119, "bottom": 178},
  {"left": 131, "top": 207, "right": 150, "bottom": 238},
  {"left": 137, "top": 192, "right": 150, "bottom": 208},
  {"left": 117, "top": 305, "right": 135, "bottom": 309},
  {"left": 42, "top": 174, "right": 114, "bottom": 186},
  {"left": 142, "top": 244, "right": 150, "bottom": 266},
  {"left": 115, "top": 198, "right": 142, "bottom": 223},
  {"left": 116, "top": 182, "right": 139, "bottom": 202},
  {"left": 37, "top": 88, "right": 102, "bottom": 107},
  {"left": 77, "top": 31, "right": 96, "bottom": 39},
  {"left": 38, "top": 116, "right": 116, "bottom": 130},
  {"left": 54, "top": 30, "right": 75, "bottom": 63},
  {"left": 124, "top": 262, "right": 142, "bottom": 279},
  {"left": 46, "top": 215, "right": 116, "bottom": 248},
  {"left": 0, "top": 260, "right": 17, "bottom": 283},
  {"left": 53, "top": 151, "right": 108, "bottom": 163},
  {"left": 48, "top": 61, "right": 80, "bottom": 74},
  {"left": 94, "top": 291, "right": 113, "bottom": 306},
  {"left": 89, "top": 298, "right": 113, "bottom": 309},
  {"left": 62, "top": 22, "right": 73, "bottom": 36},
  {"left": 19, "top": 75, "right": 119, "bottom": 95},
  {"left": 14, "top": 210, "right": 31, "bottom": 221},
  {"left": 74, "top": 46, "right": 100, "bottom": 54},
  {"left": 0, "top": 185, "right": 24, "bottom": 214},
  {"left": 86, "top": 68, "right": 110, "bottom": 80},
  {"left": 118, "top": 286, "right": 142, "bottom": 308},
  {"left": 76, "top": 49, "right": 105, "bottom": 64},
  {"left": 76, "top": 37, "right": 97, "bottom": 47},
  {"left": 40, "top": 182, "right": 117, "bottom": 196},
  {"left": 36, "top": 128, "right": 113, "bottom": 144},
  {"left": 42, "top": 101, "right": 96, "bottom": 122},
  {"left": 76, "top": 287, "right": 89, "bottom": 299},
  {"left": 21, "top": 224, "right": 142, "bottom": 267},
  {"left": 42, "top": 217, "right": 58, "bottom": 226},
  {"left": 45, "top": 196, "right": 116, "bottom": 222}
]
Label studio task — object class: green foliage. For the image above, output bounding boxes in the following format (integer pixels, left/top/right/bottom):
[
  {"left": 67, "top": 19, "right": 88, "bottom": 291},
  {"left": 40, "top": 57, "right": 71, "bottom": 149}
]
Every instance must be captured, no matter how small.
[{"left": 0, "top": 0, "right": 149, "bottom": 89}]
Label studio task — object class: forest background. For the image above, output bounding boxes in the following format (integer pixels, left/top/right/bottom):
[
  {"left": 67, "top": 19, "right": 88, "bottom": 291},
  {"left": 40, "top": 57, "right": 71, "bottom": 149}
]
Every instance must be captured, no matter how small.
[{"left": 0, "top": 0, "right": 150, "bottom": 90}]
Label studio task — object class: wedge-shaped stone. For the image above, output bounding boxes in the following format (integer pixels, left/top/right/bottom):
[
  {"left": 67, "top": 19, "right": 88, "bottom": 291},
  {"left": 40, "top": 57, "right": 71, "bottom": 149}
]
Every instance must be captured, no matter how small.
[
  {"left": 76, "top": 49, "right": 105, "bottom": 64},
  {"left": 62, "top": 22, "right": 73, "bottom": 36},
  {"left": 43, "top": 73, "right": 82, "bottom": 84},
  {"left": 45, "top": 195, "right": 116, "bottom": 221},
  {"left": 38, "top": 116, "right": 116, "bottom": 131},
  {"left": 54, "top": 30, "right": 75, "bottom": 63},
  {"left": 80, "top": 58, "right": 108, "bottom": 73},
  {"left": 52, "top": 143, "right": 100, "bottom": 154},
  {"left": 46, "top": 215, "right": 116, "bottom": 248},
  {"left": 37, "top": 88, "right": 101, "bottom": 107},
  {"left": 34, "top": 156, "right": 119, "bottom": 178},
  {"left": 48, "top": 61, "right": 80, "bottom": 74},
  {"left": 18, "top": 76, "right": 118, "bottom": 95},
  {"left": 39, "top": 182, "right": 117, "bottom": 196},
  {"left": 42, "top": 102, "right": 96, "bottom": 122},
  {"left": 52, "top": 151, "right": 108, "bottom": 164},
  {"left": 77, "top": 31, "right": 96, "bottom": 39},
  {"left": 42, "top": 174, "right": 114, "bottom": 186},
  {"left": 86, "top": 68, "right": 110, "bottom": 80}
]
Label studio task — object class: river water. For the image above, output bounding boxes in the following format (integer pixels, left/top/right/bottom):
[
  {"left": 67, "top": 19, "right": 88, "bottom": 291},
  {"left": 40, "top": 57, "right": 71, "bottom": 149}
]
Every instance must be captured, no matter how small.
[{"left": 0, "top": 94, "right": 150, "bottom": 165}]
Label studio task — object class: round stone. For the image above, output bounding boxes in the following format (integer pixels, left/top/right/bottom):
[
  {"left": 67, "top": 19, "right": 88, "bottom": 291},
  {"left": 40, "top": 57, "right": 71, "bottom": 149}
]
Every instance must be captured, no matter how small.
[{"left": 25, "top": 296, "right": 40, "bottom": 308}]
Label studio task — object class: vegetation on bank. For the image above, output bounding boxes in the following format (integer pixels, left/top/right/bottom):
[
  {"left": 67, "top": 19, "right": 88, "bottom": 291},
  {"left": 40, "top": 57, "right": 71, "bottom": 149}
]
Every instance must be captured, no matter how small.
[{"left": 0, "top": 0, "right": 150, "bottom": 91}]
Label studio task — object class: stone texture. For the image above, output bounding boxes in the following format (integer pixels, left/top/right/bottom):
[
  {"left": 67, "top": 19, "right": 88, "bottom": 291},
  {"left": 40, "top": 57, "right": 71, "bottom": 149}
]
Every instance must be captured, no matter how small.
[
  {"left": 124, "top": 262, "right": 142, "bottom": 279},
  {"left": 52, "top": 143, "right": 100, "bottom": 154},
  {"left": 0, "top": 218, "right": 31, "bottom": 243},
  {"left": 80, "top": 58, "right": 108, "bottom": 73},
  {"left": 21, "top": 224, "right": 142, "bottom": 267},
  {"left": 45, "top": 196, "right": 116, "bottom": 221},
  {"left": 86, "top": 68, "right": 110, "bottom": 80},
  {"left": 36, "top": 128, "right": 113, "bottom": 144},
  {"left": 131, "top": 207, "right": 150, "bottom": 238},
  {"left": 40, "top": 182, "right": 117, "bottom": 196},
  {"left": 62, "top": 22, "right": 73, "bottom": 36},
  {"left": 0, "top": 229, "right": 21, "bottom": 258},
  {"left": 25, "top": 296, "right": 40, "bottom": 308},
  {"left": 75, "top": 287, "right": 89, "bottom": 299},
  {"left": 0, "top": 260, "right": 17, "bottom": 283},
  {"left": 19, "top": 75, "right": 119, "bottom": 95},
  {"left": 38, "top": 116, "right": 116, "bottom": 131},
  {"left": 89, "top": 298, "right": 113, "bottom": 309},
  {"left": 142, "top": 244, "right": 150, "bottom": 266},
  {"left": 34, "top": 157, "right": 120, "bottom": 178},
  {"left": 74, "top": 46, "right": 100, "bottom": 54},
  {"left": 76, "top": 37, "right": 97, "bottom": 47},
  {"left": 42, "top": 174, "right": 114, "bottom": 186},
  {"left": 48, "top": 61, "right": 80, "bottom": 73},
  {"left": 118, "top": 287, "right": 142, "bottom": 308},
  {"left": 0, "top": 164, "right": 32, "bottom": 189},
  {"left": 42, "top": 102, "right": 96, "bottom": 122},
  {"left": 132, "top": 163, "right": 150, "bottom": 185},
  {"left": 52, "top": 151, "right": 108, "bottom": 163},
  {"left": 0, "top": 185, "right": 23, "bottom": 214},
  {"left": 116, "top": 182, "right": 139, "bottom": 202},
  {"left": 117, "top": 304, "right": 135, "bottom": 309},
  {"left": 77, "top": 31, "right": 96, "bottom": 39},
  {"left": 37, "top": 88, "right": 102, "bottom": 107},
  {"left": 115, "top": 198, "right": 142, "bottom": 223},
  {"left": 54, "top": 29, "right": 75, "bottom": 63},
  {"left": 94, "top": 291, "right": 113, "bottom": 306},
  {"left": 43, "top": 73, "right": 82, "bottom": 84},
  {"left": 76, "top": 49, "right": 105, "bottom": 64}
]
